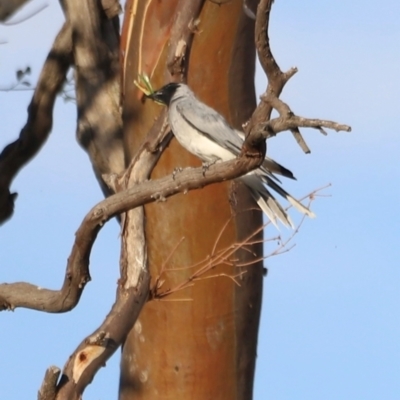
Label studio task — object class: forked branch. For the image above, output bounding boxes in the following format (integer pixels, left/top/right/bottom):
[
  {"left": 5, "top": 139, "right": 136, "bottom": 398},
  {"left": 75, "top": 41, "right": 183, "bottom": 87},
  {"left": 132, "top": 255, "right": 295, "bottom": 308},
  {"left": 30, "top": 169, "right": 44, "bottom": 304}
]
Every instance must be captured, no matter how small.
[
  {"left": 0, "top": 151, "right": 263, "bottom": 313},
  {"left": 247, "top": 0, "right": 350, "bottom": 152}
]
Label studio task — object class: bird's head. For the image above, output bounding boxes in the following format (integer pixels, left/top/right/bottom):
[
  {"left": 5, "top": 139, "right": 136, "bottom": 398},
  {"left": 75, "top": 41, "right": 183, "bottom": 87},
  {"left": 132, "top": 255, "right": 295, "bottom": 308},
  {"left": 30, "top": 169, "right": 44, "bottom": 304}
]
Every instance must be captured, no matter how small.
[{"left": 147, "top": 82, "right": 181, "bottom": 106}]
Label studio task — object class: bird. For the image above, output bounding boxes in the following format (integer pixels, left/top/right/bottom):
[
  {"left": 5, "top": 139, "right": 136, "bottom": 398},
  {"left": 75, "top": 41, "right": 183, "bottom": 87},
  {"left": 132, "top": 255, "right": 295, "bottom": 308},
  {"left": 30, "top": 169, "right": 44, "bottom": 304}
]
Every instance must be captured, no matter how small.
[{"left": 147, "top": 82, "right": 315, "bottom": 228}]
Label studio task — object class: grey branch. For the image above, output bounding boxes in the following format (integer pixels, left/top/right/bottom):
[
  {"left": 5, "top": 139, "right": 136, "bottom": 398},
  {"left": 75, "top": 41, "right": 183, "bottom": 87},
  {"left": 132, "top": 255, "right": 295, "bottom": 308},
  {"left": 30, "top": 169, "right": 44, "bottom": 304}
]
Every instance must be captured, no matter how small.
[
  {"left": 0, "top": 151, "right": 263, "bottom": 312},
  {"left": 0, "top": 0, "right": 32, "bottom": 21},
  {"left": 248, "top": 0, "right": 295, "bottom": 135},
  {"left": 37, "top": 366, "right": 61, "bottom": 400},
  {"left": 258, "top": 93, "right": 351, "bottom": 149},
  {"left": 166, "top": 0, "right": 204, "bottom": 79},
  {"left": 59, "top": 0, "right": 125, "bottom": 198},
  {"left": 247, "top": 0, "right": 351, "bottom": 152},
  {"left": 0, "top": 23, "right": 72, "bottom": 225}
]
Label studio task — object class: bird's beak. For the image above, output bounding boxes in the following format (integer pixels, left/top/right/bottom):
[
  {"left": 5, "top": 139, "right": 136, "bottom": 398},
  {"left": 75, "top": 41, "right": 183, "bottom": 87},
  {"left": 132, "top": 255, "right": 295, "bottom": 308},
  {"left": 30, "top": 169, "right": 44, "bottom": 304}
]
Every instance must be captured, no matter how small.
[{"left": 146, "top": 90, "right": 166, "bottom": 105}]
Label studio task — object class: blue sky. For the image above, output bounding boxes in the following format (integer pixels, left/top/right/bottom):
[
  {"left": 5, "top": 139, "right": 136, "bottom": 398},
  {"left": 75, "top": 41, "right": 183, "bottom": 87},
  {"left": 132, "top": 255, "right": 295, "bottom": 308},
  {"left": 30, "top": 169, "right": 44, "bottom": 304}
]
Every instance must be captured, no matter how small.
[{"left": 1, "top": 1, "right": 399, "bottom": 399}]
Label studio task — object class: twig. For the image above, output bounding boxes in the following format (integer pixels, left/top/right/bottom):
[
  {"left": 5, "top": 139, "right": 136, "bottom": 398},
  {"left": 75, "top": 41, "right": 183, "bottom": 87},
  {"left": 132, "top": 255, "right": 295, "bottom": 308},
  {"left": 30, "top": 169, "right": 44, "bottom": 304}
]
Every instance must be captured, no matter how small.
[
  {"left": 258, "top": 93, "right": 351, "bottom": 141},
  {"left": 152, "top": 184, "right": 329, "bottom": 299},
  {"left": 247, "top": 0, "right": 351, "bottom": 153}
]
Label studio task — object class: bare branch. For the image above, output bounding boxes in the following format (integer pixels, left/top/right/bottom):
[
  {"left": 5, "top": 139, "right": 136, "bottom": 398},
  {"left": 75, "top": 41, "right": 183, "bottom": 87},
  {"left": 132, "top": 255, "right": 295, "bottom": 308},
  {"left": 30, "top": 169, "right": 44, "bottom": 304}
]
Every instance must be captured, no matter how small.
[
  {"left": 246, "top": 0, "right": 297, "bottom": 137},
  {"left": 256, "top": 93, "right": 351, "bottom": 141},
  {"left": 37, "top": 366, "right": 60, "bottom": 400},
  {"left": 245, "top": 0, "right": 351, "bottom": 153},
  {"left": 166, "top": 0, "right": 205, "bottom": 80},
  {"left": 0, "top": 2, "right": 48, "bottom": 25},
  {"left": 0, "top": 23, "right": 72, "bottom": 225},
  {"left": 51, "top": 267, "right": 149, "bottom": 400},
  {"left": 255, "top": 0, "right": 293, "bottom": 92},
  {"left": 0, "top": 0, "right": 34, "bottom": 22},
  {"left": 100, "top": 0, "right": 121, "bottom": 19},
  {"left": 0, "top": 148, "right": 263, "bottom": 312},
  {"left": 290, "top": 127, "right": 311, "bottom": 153},
  {"left": 60, "top": 0, "right": 125, "bottom": 197}
]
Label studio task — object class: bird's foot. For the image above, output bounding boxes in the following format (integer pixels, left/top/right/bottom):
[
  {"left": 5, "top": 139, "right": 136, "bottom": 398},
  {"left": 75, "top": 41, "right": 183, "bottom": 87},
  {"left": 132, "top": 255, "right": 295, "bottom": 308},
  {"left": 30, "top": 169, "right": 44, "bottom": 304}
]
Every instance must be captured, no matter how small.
[
  {"left": 172, "top": 166, "right": 183, "bottom": 180},
  {"left": 202, "top": 160, "right": 217, "bottom": 176}
]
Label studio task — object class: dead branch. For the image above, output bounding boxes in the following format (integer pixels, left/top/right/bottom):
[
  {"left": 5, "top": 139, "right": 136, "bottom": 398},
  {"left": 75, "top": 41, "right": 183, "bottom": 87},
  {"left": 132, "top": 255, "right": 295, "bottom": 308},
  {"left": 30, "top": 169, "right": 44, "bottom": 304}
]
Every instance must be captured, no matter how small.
[
  {"left": 39, "top": 79, "right": 171, "bottom": 400},
  {"left": 51, "top": 115, "right": 173, "bottom": 399},
  {"left": 247, "top": 0, "right": 296, "bottom": 135},
  {"left": 166, "top": 0, "right": 205, "bottom": 80},
  {"left": 59, "top": 0, "right": 125, "bottom": 198},
  {"left": 259, "top": 92, "right": 351, "bottom": 138},
  {"left": 38, "top": 366, "right": 61, "bottom": 400},
  {"left": 22, "top": 2, "right": 208, "bottom": 397},
  {"left": 0, "top": 2, "right": 48, "bottom": 25},
  {"left": 35, "top": 91, "right": 170, "bottom": 400},
  {"left": 43, "top": 266, "right": 150, "bottom": 400},
  {"left": 0, "top": 0, "right": 36, "bottom": 22},
  {"left": 100, "top": 0, "right": 121, "bottom": 19},
  {"left": 52, "top": 274, "right": 150, "bottom": 400},
  {"left": 0, "top": 0, "right": 124, "bottom": 225},
  {"left": 0, "top": 23, "right": 72, "bottom": 225},
  {"left": 152, "top": 185, "right": 329, "bottom": 299},
  {"left": 0, "top": 145, "right": 264, "bottom": 313},
  {"left": 246, "top": 0, "right": 351, "bottom": 153}
]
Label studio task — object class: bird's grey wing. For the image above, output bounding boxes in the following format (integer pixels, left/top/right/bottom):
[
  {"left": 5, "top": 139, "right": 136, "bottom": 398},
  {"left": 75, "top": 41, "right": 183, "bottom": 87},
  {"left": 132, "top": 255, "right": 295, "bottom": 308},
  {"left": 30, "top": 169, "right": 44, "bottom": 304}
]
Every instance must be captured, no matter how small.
[{"left": 175, "top": 98, "right": 243, "bottom": 156}]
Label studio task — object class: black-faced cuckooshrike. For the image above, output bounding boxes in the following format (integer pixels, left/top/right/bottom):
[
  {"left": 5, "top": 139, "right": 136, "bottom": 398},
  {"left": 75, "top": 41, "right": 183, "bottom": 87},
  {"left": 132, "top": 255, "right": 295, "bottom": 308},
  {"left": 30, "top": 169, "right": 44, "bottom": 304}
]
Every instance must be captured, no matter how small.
[{"left": 148, "top": 83, "right": 315, "bottom": 228}]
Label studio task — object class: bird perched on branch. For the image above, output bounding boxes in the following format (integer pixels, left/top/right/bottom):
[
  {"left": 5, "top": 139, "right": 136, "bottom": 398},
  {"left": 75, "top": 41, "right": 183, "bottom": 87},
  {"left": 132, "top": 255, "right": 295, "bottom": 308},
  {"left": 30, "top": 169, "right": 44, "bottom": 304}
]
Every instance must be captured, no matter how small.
[{"left": 147, "top": 82, "right": 315, "bottom": 228}]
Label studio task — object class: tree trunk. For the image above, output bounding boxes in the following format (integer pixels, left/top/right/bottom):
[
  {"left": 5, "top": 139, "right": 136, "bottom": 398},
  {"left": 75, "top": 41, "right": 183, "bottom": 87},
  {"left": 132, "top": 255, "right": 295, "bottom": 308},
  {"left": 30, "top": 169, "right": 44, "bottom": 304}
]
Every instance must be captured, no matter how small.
[{"left": 119, "top": 1, "right": 263, "bottom": 399}]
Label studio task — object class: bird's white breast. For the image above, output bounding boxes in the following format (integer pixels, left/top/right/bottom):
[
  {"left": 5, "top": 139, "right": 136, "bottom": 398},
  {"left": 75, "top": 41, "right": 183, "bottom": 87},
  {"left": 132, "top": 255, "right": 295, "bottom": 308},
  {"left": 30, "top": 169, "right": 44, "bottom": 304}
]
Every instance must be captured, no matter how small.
[{"left": 169, "top": 102, "right": 235, "bottom": 163}]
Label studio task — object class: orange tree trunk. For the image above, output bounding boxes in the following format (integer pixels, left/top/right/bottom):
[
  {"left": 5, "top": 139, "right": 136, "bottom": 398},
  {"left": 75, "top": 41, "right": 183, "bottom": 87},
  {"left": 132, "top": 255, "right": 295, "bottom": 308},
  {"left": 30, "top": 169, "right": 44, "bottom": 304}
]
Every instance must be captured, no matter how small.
[{"left": 119, "top": 1, "right": 263, "bottom": 399}]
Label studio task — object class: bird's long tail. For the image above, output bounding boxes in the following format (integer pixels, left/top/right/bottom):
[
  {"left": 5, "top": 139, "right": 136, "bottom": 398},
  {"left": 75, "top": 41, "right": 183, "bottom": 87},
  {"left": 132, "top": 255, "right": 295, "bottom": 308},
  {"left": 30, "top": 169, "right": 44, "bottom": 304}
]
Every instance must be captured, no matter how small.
[
  {"left": 240, "top": 174, "right": 315, "bottom": 229},
  {"left": 262, "top": 157, "right": 296, "bottom": 180}
]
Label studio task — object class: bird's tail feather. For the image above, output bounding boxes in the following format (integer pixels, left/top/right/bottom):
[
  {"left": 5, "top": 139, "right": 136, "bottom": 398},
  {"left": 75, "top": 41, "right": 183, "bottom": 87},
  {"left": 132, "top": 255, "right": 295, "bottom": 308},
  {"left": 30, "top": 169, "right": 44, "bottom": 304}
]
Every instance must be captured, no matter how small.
[
  {"left": 241, "top": 175, "right": 295, "bottom": 229},
  {"left": 263, "top": 176, "right": 316, "bottom": 218},
  {"left": 262, "top": 157, "right": 296, "bottom": 180},
  {"left": 240, "top": 174, "right": 315, "bottom": 228},
  {"left": 234, "top": 129, "right": 295, "bottom": 180}
]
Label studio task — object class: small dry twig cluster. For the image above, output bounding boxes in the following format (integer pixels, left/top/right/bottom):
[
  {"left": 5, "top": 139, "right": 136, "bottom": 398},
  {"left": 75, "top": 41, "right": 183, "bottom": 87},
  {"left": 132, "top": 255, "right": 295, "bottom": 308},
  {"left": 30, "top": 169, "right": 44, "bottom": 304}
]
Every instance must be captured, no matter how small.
[{"left": 151, "top": 184, "right": 329, "bottom": 300}]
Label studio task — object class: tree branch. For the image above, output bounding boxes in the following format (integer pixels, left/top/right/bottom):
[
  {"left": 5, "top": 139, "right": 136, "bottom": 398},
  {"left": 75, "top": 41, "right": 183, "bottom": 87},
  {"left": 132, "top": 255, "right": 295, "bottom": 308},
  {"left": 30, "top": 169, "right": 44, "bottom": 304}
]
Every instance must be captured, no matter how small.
[
  {"left": 0, "top": 144, "right": 263, "bottom": 312},
  {"left": 53, "top": 272, "right": 150, "bottom": 400},
  {"left": 60, "top": 0, "right": 125, "bottom": 197},
  {"left": 166, "top": 0, "right": 205, "bottom": 80},
  {"left": 246, "top": 0, "right": 350, "bottom": 153},
  {"left": 37, "top": 366, "right": 61, "bottom": 400},
  {"left": 0, "top": 0, "right": 33, "bottom": 22},
  {"left": 247, "top": 0, "right": 296, "bottom": 136},
  {"left": 0, "top": 23, "right": 72, "bottom": 225},
  {"left": 259, "top": 92, "right": 351, "bottom": 137}
]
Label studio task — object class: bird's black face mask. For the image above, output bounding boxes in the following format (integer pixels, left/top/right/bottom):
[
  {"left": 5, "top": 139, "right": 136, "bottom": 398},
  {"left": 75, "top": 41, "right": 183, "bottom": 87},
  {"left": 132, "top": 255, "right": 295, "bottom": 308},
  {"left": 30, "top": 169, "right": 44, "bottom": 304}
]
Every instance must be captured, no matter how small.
[{"left": 147, "top": 82, "right": 180, "bottom": 105}]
